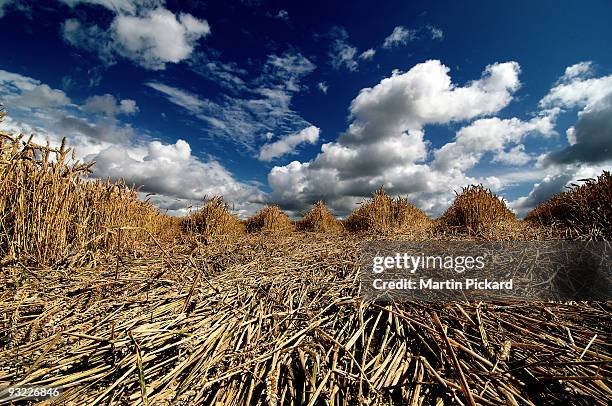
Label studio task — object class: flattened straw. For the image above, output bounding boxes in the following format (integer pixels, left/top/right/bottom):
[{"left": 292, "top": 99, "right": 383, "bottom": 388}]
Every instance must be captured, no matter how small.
[{"left": 432, "top": 312, "right": 476, "bottom": 406}]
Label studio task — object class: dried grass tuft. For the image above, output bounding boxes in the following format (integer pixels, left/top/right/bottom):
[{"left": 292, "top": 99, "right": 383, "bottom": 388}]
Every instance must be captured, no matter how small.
[
  {"left": 245, "top": 205, "right": 294, "bottom": 234},
  {"left": 344, "top": 187, "right": 430, "bottom": 233},
  {"left": 181, "top": 197, "right": 245, "bottom": 241},
  {"left": 525, "top": 171, "right": 612, "bottom": 239},
  {"left": 437, "top": 185, "right": 516, "bottom": 235},
  {"left": 296, "top": 201, "right": 344, "bottom": 233}
]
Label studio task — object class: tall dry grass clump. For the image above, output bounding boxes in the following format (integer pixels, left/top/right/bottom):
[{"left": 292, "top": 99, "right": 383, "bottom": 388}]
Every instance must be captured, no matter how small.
[
  {"left": 0, "top": 128, "right": 175, "bottom": 265},
  {"left": 344, "top": 187, "right": 430, "bottom": 233},
  {"left": 181, "top": 197, "right": 244, "bottom": 240},
  {"left": 525, "top": 171, "right": 612, "bottom": 239},
  {"left": 296, "top": 201, "right": 344, "bottom": 233},
  {"left": 245, "top": 205, "right": 294, "bottom": 234},
  {"left": 437, "top": 185, "right": 516, "bottom": 235}
]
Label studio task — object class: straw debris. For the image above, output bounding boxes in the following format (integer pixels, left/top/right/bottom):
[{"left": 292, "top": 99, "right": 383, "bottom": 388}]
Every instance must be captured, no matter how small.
[{"left": 2, "top": 234, "right": 610, "bottom": 405}]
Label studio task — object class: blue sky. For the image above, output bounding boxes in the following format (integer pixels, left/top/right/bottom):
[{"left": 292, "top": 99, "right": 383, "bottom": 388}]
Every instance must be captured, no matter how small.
[{"left": 1, "top": 0, "right": 611, "bottom": 217}]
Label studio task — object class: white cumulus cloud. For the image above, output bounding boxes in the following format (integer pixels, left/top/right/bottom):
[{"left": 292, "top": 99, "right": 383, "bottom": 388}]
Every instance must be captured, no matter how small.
[
  {"left": 89, "top": 139, "right": 266, "bottom": 215},
  {"left": 540, "top": 64, "right": 612, "bottom": 109},
  {"left": 433, "top": 113, "right": 557, "bottom": 172},
  {"left": 538, "top": 62, "right": 612, "bottom": 165},
  {"left": 61, "top": 6, "right": 210, "bottom": 70},
  {"left": 12, "top": 84, "right": 71, "bottom": 109},
  {"left": 112, "top": 8, "right": 210, "bottom": 70},
  {"left": 345, "top": 60, "right": 521, "bottom": 143},
  {"left": 268, "top": 60, "right": 525, "bottom": 216}
]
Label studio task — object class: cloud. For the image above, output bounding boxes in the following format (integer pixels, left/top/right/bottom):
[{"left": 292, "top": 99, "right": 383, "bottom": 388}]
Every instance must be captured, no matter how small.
[
  {"left": 258, "top": 126, "right": 320, "bottom": 161},
  {"left": 60, "top": 0, "right": 164, "bottom": 14},
  {"left": 561, "top": 61, "right": 593, "bottom": 81},
  {"left": 275, "top": 9, "right": 289, "bottom": 22},
  {"left": 112, "top": 8, "right": 210, "bottom": 70},
  {"left": 1, "top": 69, "right": 143, "bottom": 150},
  {"left": 82, "top": 94, "right": 138, "bottom": 116},
  {"left": 57, "top": 114, "right": 133, "bottom": 143},
  {"left": 89, "top": 138, "right": 266, "bottom": 215},
  {"left": 147, "top": 81, "right": 311, "bottom": 148},
  {"left": 544, "top": 93, "right": 612, "bottom": 165},
  {"left": 0, "top": 69, "right": 39, "bottom": 92},
  {"left": 188, "top": 52, "right": 248, "bottom": 92},
  {"left": 329, "top": 27, "right": 359, "bottom": 71},
  {"left": 427, "top": 25, "right": 444, "bottom": 40},
  {"left": 268, "top": 60, "right": 524, "bottom": 216},
  {"left": 0, "top": 69, "right": 139, "bottom": 155},
  {"left": 359, "top": 48, "right": 376, "bottom": 60},
  {"left": 433, "top": 113, "right": 556, "bottom": 172},
  {"left": 0, "top": 69, "right": 72, "bottom": 111},
  {"left": 61, "top": 6, "right": 210, "bottom": 70},
  {"left": 0, "top": 0, "right": 14, "bottom": 18},
  {"left": 260, "top": 52, "right": 316, "bottom": 92},
  {"left": 61, "top": 18, "right": 117, "bottom": 64},
  {"left": 146, "top": 51, "right": 316, "bottom": 149},
  {"left": 317, "top": 82, "right": 328, "bottom": 94},
  {"left": 539, "top": 64, "right": 612, "bottom": 109},
  {"left": 510, "top": 172, "right": 574, "bottom": 216},
  {"left": 145, "top": 81, "right": 208, "bottom": 114},
  {"left": 538, "top": 62, "right": 612, "bottom": 165},
  {"left": 382, "top": 26, "right": 417, "bottom": 49},
  {"left": 492, "top": 144, "right": 532, "bottom": 165},
  {"left": 344, "top": 60, "right": 521, "bottom": 143},
  {"left": 12, "top": 84, "right": 71, "bottom": 109}
]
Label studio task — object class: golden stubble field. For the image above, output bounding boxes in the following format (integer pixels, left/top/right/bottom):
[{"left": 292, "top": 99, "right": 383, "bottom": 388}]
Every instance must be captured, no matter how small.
[{"left": 1, "top": 114, "right": 611, "bottom": 404}]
